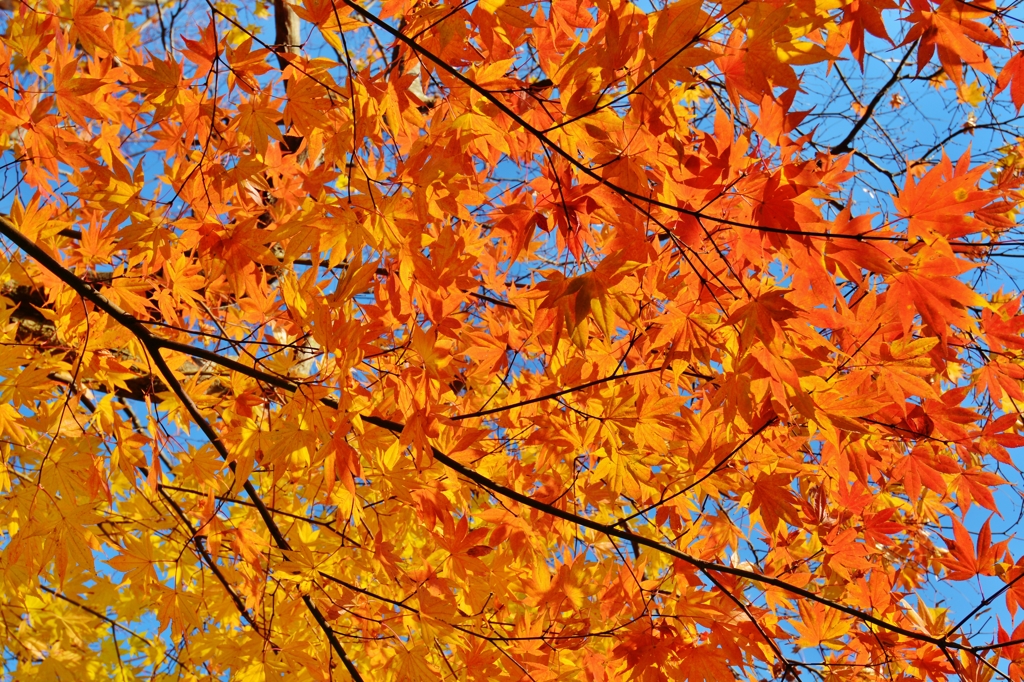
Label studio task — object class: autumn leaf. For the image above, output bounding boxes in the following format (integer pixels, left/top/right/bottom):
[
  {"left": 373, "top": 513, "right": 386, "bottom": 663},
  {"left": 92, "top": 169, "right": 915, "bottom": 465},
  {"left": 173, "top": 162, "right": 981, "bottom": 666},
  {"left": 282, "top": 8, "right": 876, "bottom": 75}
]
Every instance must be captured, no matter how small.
[
  {"left": 748, "top": 471, "right": 801, "bottom": 532},
  {"left": 794, "top": 600, "right": 853, "bottom": 649},
  {"left": 996, "top": 51, "right": 1024, "bottom": 111}
]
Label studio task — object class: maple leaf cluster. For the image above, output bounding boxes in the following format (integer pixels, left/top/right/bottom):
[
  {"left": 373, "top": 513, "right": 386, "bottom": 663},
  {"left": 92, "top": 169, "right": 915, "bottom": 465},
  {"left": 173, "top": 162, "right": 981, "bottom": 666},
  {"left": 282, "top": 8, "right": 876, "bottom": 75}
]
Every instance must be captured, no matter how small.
[{"left": 0, "top": 0, "right": 1023, "bottom": 679}]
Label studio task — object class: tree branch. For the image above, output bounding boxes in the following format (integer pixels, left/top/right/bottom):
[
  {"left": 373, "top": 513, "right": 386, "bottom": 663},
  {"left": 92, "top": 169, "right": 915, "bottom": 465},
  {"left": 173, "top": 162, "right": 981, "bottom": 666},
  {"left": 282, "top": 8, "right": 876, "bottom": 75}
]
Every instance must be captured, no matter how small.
[
  {"left": 0, "top": 216, "right": 364, "bottom": 682},
  {"left": 0, "top": 214, "right": 999, "bottom": 663},
  {"left": 831, "top": 42, "right": 917, "bottom": 155},
  {"left": 273, "top": 0, "right": 301, "bottom": 71}
]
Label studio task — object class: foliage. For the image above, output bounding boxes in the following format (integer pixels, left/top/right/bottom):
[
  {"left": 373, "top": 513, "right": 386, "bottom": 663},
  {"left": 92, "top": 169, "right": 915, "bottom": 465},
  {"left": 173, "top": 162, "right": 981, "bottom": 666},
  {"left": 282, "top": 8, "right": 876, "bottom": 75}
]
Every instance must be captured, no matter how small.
[{"left": 1, "top": 0, "right": 1024, "bottom": 679}]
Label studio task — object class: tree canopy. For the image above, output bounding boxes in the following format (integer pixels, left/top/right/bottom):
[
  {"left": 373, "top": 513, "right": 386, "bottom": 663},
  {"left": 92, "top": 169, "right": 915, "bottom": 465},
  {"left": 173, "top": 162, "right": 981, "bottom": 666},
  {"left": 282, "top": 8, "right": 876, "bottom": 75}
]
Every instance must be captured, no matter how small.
[{"left": 2, "top": 0, "right": 1024, "bottom": 679}]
